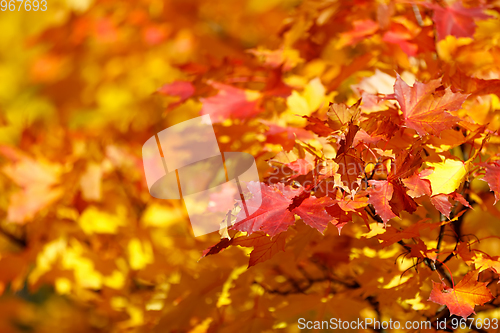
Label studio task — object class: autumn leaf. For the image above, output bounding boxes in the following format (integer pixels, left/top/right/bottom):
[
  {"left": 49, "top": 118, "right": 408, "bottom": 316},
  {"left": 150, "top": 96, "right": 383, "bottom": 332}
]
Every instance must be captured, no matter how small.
[
  {"left": 444, "top": 68, "right": 500, "bottom": 97},
  {"left": 200, "top": 81, "right": 261, "bottom": 121},
  {"left": 449, "top": 192, "right": 472, "bottom": 209},
  {"left": 291, "top": 196, "right": 335, "bottom": 234},
  {"left": 286, "top": 78, "right": 326, "bottom": 118},
  {"left": 430, "top": 194, "right": 452, "bottom": 218},
  {"left": 390, "top": 145, "right": 423, "bottom": 180},
  {"left": 430, "top": 191, "right": 471, "bottom": 218},
  {"left": 265, "top": 123, "right": 313, "bottom": 151},
  {"left": 455, "top": 242, "right": 476, "bottom": 262},
  {"left": 202, "top": 231, "right": 287, "bottom": 268},
  {"left": 327, "top": 99, "right": 362, "bottom": 129},
  {"left": 334, "top": 123, "right": 363, "bottom": 191},
  {"left": 428, "top": 2, "right": 490, "bottom": 41},
  {"left": 233, "top": 232, "right": 287, "bottom": 267},
  {"left": 324, "top": 204, "right": 354, "bottom": 234},
  {"left": 337, "top": 193, "right": 368, "bottom": 212},
  {"left": 388, "top": 180, "right": 418, "bottom": 216},
  {"left": 368, "top": 180, "right": 397, "bottom": 223},
  {"left": 232, "top": 182, "right": 300, "bottom": 237},
  {"left": 428, "top": 270, "right": 493, "bottom": 318},
  {"left": 158, "top": 80, "right": 195, "bottom": 101},
  {"left": 201, "top": 238, "right": 234, "bottom": 258},
  {"left": 402, "top": 170, "right": 432, "bottom": 198},
  {"left": 408, "top": 239, "right": 438, "bottom": 262},
  {"left": 378, "top": 221, "right": 441, "bottom": 247},
  {"left": 394, "top": 74, "right": 468, "bottom": 137},
  {"left": 338, "top": 19, "right": 379, "bottom": 46},
  {"left": 3, "top": 0, "right": 500, "bottom": 330},
  {"left": 303, "top": 116, "right": 334, "bottom": 137},
  {"left": 471, "top": 254, "right": 500, "bottom": 275},
  {"left": 285, "top": 157, "right": 315, "bottom": 179},
  {"left": 423, "top": 157, "right": 469, "bottom": 195},
  {"left": 382, "top": 23, "right": 418, "bottom": 57},
  {"left": 481, "top": 161, "right": 500, "bottom": 203}
]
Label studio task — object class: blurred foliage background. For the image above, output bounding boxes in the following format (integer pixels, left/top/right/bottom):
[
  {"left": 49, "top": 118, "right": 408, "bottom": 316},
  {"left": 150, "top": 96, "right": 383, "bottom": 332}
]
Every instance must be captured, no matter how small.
[
  {"left": 0, "top": 0, "right": 300, "bottom": 332},
  {"left": 2, "top": 0, "right": 500, "bottom": 332}
]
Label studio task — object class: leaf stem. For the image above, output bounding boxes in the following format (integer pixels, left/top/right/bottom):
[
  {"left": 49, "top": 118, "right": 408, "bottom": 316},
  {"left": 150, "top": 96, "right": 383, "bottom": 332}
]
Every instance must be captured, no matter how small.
[{"left": 435, "top": 258, "right": 455, "bottom": 288}]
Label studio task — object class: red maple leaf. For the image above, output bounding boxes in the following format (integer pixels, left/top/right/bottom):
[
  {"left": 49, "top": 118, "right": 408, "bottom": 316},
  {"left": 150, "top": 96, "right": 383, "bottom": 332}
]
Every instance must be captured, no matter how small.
[
  {"left": 200, "top": 81, "right": 261, "bottom": 121},
  {"left": 232, "top": 183, "right": 301, "bottom": 237},
  {"left": 394, "top": 74, "right": 468, "bottom": 137},
  {"left": 382, "top": 23, "right": 418, "bottom": 57},
  {"left": 481, "top": 161, "right": 500, "bottom": 204},
  {"left": 428, "top": 2, "right": 490, "bottom": 41},
  {"left": 291, "top": 196, "right": 335, "bottom": 234},
  {"left": 408, "top": 239, "right": 438, "bottom": 261},
  {"left": 334, "top": 123, "right": 364, "bottom": 191},
  {"left": 285, "top": 158, "right": 315, "bottom": 179},
  {"left": 402, "top": 170, "right": 432, "bottom": 198},
  {"left": 449, "top": 192, "right": 472, "bottom": 209},
  {"left": 430, "top": 193, "right": 452, "bottom": 218},
  {"left": 378, "top": 221, "right": 441, "bottom": 247},
  {"left": 431, "top": 191, "right": 471, "bottom": 218},
  {"left": 158, "top": 80, "right": 195, "bottom": 100},
  {"left": 303, "top": 116, "right": 334, "bottom": 137},
  {"left": 339, "top": 19, "right": 379, "bottom": 46},
  {"left": 201, "top": 232, "right": 287, "bottom": 267},
  {"left": 368, "top": 180, "right": 397, "bottom": 223},
  {"left": 233, "top": 232, "right": 287, "bottom": 267},
  {"left": 389, "top": 180, "right": 418, "bottom": 216},
  {"left": 265, "top": 123, "right": 313, "bottom": 151},
  {"left": 325, "top": 204, "right": 354, "bottom": 234}
]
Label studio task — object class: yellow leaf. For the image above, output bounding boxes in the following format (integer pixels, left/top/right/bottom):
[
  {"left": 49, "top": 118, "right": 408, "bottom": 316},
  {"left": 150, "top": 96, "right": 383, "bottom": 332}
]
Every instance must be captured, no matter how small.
[
  {"left": 286, "top": 77, "right": 326, "bottom": 117},
  {"left": 471, "top": 253, "right": 500, "bottom": 274},
  {"left": 128, "top": 238, "right": 154, "bottom": 270},
  {"left": 55, "top": 277, "right": 72, "bottom": 294},
  {"left": 423, "top": 158, "right": 469, "bottom": 195},
  {"left": 141, "top": 203, "right": 185, "bottom": 227},
  {"left": 102, "top": 270, "right": 126, "bottom": 289},
  {"left": 405, "top": 293, "right": 430, "bottom": 311},
  {"left": 436, "top": 35, "right": 472, "bottom": 62},
  {"left": 78, "top": 206, "right": 126, "bottom": 234},
  {"left": 286, "top": 90, "right": 310, "bottom": 116}
]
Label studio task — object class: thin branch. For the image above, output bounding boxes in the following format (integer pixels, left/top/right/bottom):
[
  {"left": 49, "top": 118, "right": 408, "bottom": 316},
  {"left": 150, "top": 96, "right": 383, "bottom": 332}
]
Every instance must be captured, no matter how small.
[{"left": 0, "top": 225, "right": 26, "bottom": 248}]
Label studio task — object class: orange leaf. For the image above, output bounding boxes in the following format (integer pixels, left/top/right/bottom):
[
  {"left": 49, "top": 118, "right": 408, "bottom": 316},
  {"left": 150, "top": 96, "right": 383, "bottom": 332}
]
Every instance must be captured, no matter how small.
[
  {"left": 402, "top": 170, "right": 432, "bottom": 198},
  {"left": 428, "top": 270, "right": 493, "bottom": 319},
  {"left": 233, "top": 232, "right": 287, "bottom": 267}
]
